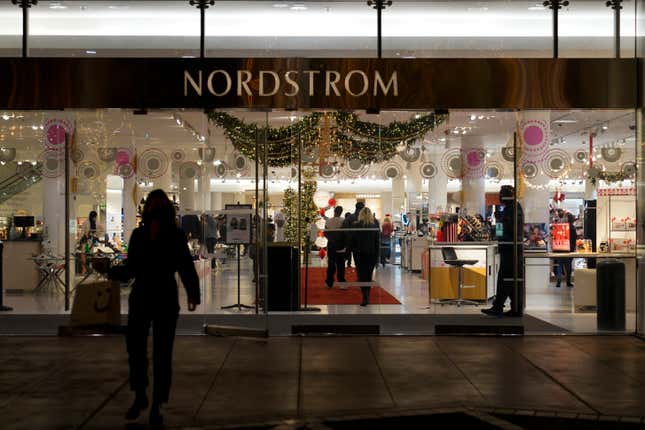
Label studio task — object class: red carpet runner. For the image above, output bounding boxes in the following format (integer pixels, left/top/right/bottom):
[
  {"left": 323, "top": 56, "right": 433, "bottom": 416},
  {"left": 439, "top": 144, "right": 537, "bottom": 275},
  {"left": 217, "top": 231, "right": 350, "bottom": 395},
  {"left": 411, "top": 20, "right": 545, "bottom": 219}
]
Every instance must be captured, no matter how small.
[{"left": 300, "top": 267, "right": 401, "bottom": 305}]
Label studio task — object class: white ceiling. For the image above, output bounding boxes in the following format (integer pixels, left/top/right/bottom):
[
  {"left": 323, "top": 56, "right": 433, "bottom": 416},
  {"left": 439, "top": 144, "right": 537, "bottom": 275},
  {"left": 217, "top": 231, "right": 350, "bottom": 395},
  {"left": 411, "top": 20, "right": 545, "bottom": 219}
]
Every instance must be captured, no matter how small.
[{"left": 0, "top": 1, "right": 637, "bottom": 57}]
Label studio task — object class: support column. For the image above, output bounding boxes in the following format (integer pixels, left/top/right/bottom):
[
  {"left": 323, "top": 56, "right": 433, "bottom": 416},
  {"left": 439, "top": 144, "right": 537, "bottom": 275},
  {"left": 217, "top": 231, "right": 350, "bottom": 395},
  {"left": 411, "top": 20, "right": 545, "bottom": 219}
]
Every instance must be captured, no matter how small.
[
  {"left": 405, "top": 165, "right": 423, "bottom": 213},
  {"left": 211, "top": 192, "right": 223, "bottom": 211},
  {"left": 196, "top": 173, "right": 211, "bottom": 212},
  {"left": 122, "top": 176, "right": 137, "bottom": 243},
  {"left": 42, "top": 177, "right": 65, "bottom": 256},
  {"left": 427, "top": 152, "right": 448, "bottom": 214},
  {"left": 180, "top": 177, "right": 196, "bottom": 211},
  {"left": 460, "top": 136, "right": 486, "bottom": 217},
  {"left": 391, "top": 177, "right": 404, "bottom": 216},
  {"left": 519, "top": 111, "right": 552, "bottom": 292}
]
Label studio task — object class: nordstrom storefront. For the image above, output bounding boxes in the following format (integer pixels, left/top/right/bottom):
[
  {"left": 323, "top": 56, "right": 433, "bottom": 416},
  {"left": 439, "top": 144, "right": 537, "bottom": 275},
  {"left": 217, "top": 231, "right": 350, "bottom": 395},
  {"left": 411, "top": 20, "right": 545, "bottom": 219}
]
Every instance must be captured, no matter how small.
[{"left": 0, "top": 1, "right": 643, "bottom": 336}]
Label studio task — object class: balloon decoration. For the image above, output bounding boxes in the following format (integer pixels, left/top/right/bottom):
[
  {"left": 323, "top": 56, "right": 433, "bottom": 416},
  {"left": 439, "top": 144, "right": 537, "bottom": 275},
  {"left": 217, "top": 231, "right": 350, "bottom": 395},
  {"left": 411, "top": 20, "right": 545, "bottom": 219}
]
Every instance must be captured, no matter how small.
[
  {"left": 328, "top": 198, "right": 336, "bottom": 207},
  {"left": 553, "top": 191, "right": 566, "bottom": 203}
]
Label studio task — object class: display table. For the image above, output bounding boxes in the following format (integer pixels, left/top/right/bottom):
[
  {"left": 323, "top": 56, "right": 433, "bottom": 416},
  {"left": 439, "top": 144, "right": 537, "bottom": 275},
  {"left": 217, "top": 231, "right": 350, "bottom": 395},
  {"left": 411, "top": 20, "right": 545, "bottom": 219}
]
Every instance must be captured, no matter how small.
[
  {"left": 401, "top": 236, "right": 431, "bottom": 271},
  {"left": 427, "top": 242, "right": 498, "bottom": 302}
]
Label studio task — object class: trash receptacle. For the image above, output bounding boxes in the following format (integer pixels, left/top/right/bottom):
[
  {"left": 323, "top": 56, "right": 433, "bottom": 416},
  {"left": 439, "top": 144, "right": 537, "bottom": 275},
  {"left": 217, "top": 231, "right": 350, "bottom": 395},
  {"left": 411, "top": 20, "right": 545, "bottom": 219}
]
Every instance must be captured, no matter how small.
[{"left": 596, "top": 259, "right": 625, "bottom": 331}]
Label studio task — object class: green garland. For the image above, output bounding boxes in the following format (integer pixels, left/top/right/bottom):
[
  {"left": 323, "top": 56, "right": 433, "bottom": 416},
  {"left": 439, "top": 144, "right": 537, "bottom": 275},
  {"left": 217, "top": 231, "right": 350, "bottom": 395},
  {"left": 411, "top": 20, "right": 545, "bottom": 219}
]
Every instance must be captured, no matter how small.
[{"left": 206, "top": 110, "right": 447, "bottom": 167}]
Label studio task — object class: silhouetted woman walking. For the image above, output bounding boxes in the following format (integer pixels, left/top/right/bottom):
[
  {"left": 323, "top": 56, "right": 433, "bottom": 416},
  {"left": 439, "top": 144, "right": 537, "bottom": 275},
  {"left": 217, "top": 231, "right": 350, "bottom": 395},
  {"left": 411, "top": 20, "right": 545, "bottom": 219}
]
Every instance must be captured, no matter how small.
[
  {"left": 351, "top": 207, "right": 380, "bottom": 306},
  {"left": 122, "top": 189, "right": 200, "bottom": 427}
]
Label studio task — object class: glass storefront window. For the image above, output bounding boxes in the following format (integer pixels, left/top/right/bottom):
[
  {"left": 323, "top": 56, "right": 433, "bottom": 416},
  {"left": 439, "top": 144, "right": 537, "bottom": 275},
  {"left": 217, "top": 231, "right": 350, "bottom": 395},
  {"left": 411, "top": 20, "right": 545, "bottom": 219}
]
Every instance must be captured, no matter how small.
[
  {"left": 28, "top": 1, "right": 199, "bottom": 57},
  {"left": 0, "top": 2, "right": 22, "bottom": 57},
  {"left": 383, "top": 1, "right": 552, "bottom": 58},
  {"left": 0, "top": 107, "right": 639, "bottom": 334}
]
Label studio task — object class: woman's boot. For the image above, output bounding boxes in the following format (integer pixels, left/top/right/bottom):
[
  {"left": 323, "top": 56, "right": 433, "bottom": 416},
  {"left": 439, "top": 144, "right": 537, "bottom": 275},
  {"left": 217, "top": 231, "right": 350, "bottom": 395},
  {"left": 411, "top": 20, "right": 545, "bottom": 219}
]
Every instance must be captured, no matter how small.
[{"left": 125, "top": 390, "right": 148, "bottom": 420}]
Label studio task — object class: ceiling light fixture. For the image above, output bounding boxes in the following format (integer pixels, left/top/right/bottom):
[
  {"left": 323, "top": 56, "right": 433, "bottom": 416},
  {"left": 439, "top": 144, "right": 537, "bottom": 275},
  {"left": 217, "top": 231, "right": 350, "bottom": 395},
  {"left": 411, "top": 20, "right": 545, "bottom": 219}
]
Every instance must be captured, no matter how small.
[
  {"left": 85, "top": 50, "right": 97, "bottom": 55},
  {"left": 49, "top": 2, "right": 68, "bottom": 10},
  {"left": 290, "top": 3, "right": 307, "bottom": 11}
]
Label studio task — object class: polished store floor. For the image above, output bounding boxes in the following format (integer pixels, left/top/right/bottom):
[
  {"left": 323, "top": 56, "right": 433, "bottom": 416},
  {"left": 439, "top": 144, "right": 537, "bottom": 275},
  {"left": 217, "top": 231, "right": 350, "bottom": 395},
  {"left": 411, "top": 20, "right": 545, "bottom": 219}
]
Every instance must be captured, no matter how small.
[
  {"left": 2, "top": 255, "right": 636, "bottom": 334},
  {"left": 2, "top": 335, "right": 645, "bottom": 430}
]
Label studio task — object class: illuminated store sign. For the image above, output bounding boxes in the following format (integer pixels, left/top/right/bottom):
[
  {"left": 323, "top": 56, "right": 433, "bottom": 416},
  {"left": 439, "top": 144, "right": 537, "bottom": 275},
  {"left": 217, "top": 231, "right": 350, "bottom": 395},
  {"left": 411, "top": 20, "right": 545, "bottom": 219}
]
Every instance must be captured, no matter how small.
[{"left": 184, "top": 69, "right": 399, "bottom": 98}]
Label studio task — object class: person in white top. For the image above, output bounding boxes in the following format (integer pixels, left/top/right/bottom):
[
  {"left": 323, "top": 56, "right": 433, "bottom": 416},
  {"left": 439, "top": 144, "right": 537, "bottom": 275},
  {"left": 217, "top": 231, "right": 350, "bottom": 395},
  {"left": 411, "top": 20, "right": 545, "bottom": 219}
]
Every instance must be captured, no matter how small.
[
  {"left": 274, "top": 210, "right": 285, "bottom": 242},
  {"left": 324, "top": 206, "right": 346, "bottom": 288}
]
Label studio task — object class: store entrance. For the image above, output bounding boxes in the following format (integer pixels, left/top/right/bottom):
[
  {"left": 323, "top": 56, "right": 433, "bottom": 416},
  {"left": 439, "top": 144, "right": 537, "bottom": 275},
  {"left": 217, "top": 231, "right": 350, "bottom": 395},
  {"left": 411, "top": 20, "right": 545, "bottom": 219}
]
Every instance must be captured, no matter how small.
[{"left": 0, "top": 107, "right": 638, "bottom": 334}]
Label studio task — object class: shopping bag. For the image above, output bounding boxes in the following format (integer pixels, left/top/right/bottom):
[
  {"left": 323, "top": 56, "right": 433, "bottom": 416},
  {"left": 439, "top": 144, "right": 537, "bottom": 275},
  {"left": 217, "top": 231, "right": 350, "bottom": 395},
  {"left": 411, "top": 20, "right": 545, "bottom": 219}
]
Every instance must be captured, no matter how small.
[{"left": 70, "top": 281, "right": 121, "bottom": 327}]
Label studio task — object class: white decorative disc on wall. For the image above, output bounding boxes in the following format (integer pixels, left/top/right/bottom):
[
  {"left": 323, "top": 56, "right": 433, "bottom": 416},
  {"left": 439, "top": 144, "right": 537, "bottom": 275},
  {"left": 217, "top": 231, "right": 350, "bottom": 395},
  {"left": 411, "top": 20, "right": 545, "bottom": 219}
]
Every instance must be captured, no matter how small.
[
  {"left": 419, "top": 162, "right": 437, "bottom": 179},
  {"left": 139, "top": 148, "right": 169, "bottom": 179},
  {"left": 180, "top": 161, "right": 201, "bottom": 179}
]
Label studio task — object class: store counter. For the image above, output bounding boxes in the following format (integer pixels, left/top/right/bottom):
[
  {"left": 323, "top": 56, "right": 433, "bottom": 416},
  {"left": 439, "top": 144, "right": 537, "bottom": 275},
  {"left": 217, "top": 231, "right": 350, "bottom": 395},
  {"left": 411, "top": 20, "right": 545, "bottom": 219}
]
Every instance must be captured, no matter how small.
[
  {"left": 428, "top": 242, "right": 499, "bottom": 301},
  {"left": 2, "top": 240, "right": 41, "bottom": 292},
  {"left": 401, "top": 236, "right": 431, "bottom": 271}
]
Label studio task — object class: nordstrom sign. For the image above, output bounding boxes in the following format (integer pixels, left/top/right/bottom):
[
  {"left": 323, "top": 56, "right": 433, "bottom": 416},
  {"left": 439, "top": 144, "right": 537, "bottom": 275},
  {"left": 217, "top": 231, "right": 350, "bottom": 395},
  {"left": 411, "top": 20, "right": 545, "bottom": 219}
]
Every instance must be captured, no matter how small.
[{"left": 184, "top": 69, "right": 399, "bottom": 98}]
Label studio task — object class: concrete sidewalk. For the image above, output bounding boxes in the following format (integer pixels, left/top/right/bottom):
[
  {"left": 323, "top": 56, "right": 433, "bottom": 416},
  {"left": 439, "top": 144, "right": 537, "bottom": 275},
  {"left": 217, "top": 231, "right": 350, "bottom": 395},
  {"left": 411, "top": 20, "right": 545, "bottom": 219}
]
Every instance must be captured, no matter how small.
[{"left": 1, "top": 335, "right": 645, "bottom": 429}]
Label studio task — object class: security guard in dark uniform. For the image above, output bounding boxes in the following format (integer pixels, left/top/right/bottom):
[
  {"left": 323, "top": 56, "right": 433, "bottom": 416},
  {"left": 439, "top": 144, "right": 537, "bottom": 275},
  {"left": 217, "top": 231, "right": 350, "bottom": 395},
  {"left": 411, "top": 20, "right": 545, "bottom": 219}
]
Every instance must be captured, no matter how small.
[{"left": 482, "top": 185, "right": 524, "bottom": 317}]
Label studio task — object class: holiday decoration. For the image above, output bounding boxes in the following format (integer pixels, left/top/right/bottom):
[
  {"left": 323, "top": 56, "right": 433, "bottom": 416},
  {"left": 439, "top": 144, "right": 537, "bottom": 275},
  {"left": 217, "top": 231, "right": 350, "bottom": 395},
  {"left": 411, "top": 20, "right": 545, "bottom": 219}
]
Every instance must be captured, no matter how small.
[
  {"left": 138, "top": 148, "right": 169, "bottom": 179},
  {"left": 328, "top": 198, "right": 336, "bottom": 207},
  {"left": 318, "top": 248, "right": 327, "bottom": 259},
  {"left": 553, "top": 191, "right": 566, "bottom": 203},
  {"left": 282, "top": 169, "right": 319, "bottom": 246},
  {"left": 206, "top": 110, "right": 447, "bottom": 167}
]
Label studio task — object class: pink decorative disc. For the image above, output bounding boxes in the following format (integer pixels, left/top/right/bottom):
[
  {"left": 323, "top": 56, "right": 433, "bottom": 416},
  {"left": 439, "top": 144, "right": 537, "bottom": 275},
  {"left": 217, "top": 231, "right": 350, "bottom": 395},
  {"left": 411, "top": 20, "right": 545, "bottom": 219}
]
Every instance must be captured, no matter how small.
[
  {"left": 115, "top": 149, "right": 131, "bottom": 166},
  {"left": 466, "top": 150, "right": 482, "bottom": 167},
  {"left": 523, "top": 125, "right": 544, "bottom": 146}
]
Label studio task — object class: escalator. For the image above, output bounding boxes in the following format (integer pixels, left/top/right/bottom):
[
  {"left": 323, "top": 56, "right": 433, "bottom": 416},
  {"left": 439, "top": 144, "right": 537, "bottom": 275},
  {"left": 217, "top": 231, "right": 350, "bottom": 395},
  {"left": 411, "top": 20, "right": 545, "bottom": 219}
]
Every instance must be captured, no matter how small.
[{"left": 0, "top": 164, "right": 43, "bottom": 205}]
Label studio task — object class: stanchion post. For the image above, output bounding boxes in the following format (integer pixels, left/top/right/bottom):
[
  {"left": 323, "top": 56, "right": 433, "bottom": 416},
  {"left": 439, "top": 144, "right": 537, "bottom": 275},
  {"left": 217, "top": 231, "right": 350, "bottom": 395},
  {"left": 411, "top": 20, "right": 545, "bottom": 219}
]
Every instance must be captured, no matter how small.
[{"left": 0, "top": 242, "right": 13, "bottom": 311}]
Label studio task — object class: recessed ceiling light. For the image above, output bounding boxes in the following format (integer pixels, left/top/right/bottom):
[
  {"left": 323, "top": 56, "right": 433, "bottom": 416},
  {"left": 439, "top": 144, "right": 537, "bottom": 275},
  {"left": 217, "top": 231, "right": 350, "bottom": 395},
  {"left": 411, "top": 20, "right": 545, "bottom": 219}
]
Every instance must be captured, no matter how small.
[
  {"left": 528, "top": 4, "right": 545, "bottom": 11},
  {"left": 554, "top": 119, "right": 577, "bottom": 124},
  {"left": 181, "top": 55, "right": 196, "bottom": 59},
  {"left": 290, "top": 4, "right": 308, "bottom": 11},
  {"left": 85, "top": 50, "right": 97, "bottom": 55},
  {"left": 273, "top": 3, "right": 289, "bottom": 7},
  {"left": 49, "top": 2, "right": 68, "bottom": 10}
]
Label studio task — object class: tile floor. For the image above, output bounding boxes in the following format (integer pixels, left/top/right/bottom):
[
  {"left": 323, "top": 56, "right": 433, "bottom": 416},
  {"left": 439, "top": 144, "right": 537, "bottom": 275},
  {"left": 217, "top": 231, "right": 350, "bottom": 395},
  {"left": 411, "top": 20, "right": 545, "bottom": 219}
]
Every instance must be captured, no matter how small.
[
  {"left": 2, "top": 335, "right": 645, "bottom": 429},
  {"left": 2, "top": 255, "right": 637, "bottom": 334}
]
